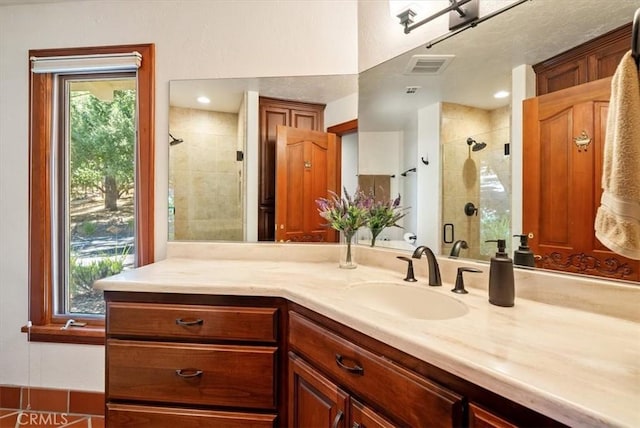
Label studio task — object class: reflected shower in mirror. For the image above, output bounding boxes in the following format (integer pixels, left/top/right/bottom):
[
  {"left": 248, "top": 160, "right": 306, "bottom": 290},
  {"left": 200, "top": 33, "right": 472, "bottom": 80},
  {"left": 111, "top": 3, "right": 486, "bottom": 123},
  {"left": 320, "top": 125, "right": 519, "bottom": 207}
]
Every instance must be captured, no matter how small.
[{"left": 168, "top": 75, "right": 358, "bottom": 242}]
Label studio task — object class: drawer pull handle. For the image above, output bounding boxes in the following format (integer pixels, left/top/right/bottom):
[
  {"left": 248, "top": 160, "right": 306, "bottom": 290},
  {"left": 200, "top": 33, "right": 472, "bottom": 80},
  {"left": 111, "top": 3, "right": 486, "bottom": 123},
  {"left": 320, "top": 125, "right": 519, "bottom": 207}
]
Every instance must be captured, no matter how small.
[
  {"left": 175, "top": 368, "right": 203, "bottom": 378},
  {"left": 335, "top": 354, "right": 364, "bottom": 375},
  {"left": 175, "top": 318, "right": 204, "bottom": 326},
  {"left": 332, "top": 410, "right": 344, "bottom": 428}
]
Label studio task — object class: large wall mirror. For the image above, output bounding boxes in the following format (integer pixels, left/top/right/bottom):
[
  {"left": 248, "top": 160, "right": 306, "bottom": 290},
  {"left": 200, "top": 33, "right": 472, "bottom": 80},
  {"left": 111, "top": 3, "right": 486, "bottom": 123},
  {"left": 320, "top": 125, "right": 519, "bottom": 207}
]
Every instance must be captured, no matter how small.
[
  {"left": 169, "top": 75, "right": 358, "bottom": 241},
  {"left": 169, "top": 0, "right": 638, "bottom": 283},
  {"left": 358, "top": 0, "right": 637, "bottom": 283}
]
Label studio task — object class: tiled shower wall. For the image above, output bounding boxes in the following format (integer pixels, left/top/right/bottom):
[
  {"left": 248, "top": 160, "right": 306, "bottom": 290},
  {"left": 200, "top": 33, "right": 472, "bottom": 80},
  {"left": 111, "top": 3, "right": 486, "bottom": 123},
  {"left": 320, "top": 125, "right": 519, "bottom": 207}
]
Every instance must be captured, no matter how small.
[
  {"left": 440, "top": 103, "right": 511, "bottom": 260},
  {"left": 169, "top": 107, "right": 243, "bottom": 241}
]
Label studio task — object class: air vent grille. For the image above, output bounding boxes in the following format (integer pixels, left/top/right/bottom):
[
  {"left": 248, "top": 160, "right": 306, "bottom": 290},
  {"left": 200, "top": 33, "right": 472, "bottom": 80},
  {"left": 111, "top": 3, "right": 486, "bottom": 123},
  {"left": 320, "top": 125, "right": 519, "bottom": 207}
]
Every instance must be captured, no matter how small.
[{"left": 404, "top": 55, "right": 455, "bottom": 75}]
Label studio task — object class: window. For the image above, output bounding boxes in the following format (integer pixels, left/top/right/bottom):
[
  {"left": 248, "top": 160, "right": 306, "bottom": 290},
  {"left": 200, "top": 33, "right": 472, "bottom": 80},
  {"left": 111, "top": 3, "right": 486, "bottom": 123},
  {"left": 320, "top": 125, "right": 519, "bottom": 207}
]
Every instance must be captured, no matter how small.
[{"left": 27, "top": 44, "right": 155, "bottom": 344}]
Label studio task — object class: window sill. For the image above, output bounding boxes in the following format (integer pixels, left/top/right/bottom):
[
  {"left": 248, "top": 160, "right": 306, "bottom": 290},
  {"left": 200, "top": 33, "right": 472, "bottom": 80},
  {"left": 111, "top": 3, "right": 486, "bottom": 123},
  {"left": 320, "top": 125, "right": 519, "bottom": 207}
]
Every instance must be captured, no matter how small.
[{"left": 21, "top": 324, "right": 105, "bottom": 345}]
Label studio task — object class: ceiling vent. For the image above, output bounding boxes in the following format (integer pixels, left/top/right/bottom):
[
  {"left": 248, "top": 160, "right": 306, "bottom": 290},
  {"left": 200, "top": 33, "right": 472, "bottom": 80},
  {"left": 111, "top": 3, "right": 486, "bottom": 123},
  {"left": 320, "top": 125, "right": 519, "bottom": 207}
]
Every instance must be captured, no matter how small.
[{"left": 404, "top": 55, "right": 455, "bottom": 75}]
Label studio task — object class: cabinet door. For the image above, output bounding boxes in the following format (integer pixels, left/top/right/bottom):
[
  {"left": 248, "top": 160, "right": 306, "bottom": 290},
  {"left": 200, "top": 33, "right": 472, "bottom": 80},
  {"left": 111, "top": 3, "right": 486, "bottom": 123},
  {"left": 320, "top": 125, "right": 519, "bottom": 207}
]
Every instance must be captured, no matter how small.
[
  {"left": 350, "top": 398, "right": 396, "bottom": 428},
  {"left": 289, "top": 352, "right": 348, "bottom": 428},
  {"left": 468, "top": 403, "right": 517, "bottom": 428},
  {"left": 523, "top": 77, "right": 639, "bottom": 281},
  {"left": 258, "top": 98, "right": 325, "bottom": 241},
  {"left": 536, "top": 58, "right": 586, "bottom": 95}
]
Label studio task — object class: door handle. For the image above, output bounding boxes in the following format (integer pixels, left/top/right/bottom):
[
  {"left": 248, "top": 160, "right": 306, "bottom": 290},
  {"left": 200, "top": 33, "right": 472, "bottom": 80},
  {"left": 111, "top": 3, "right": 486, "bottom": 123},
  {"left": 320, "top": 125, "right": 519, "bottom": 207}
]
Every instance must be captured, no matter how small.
[
  {"left": 335, "top": 354, "right": 364, "bottom": 375},
  {"left": 332, "top": 410, "right": 344, "bottom": 428}
]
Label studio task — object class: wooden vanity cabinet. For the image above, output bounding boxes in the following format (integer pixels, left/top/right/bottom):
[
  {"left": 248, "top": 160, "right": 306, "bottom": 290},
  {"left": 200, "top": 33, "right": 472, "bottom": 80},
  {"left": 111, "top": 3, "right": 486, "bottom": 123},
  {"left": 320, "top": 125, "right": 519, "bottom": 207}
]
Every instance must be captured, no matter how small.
[
  {"left": 288, "top": 311, "right": 464, "bottom": 428},
  {"left": 289, "top": 352, "right": 395, "bottom": 428},
  {"left": 288, "top": 307, "right": 566, "bottom": 428},
  {"left": 104, "top": 292, "right": 287, "bottom": 427}
]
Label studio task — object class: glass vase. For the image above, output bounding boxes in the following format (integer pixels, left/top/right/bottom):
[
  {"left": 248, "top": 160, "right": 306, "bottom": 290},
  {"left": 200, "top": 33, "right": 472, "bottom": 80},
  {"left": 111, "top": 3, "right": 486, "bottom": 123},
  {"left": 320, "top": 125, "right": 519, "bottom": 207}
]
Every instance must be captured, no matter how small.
[
  {"left": 339, "top": 233, "right": 357, "bottom": 269},
  {"left": 370, "top": 227, "right": 384, "bottom": 247}
]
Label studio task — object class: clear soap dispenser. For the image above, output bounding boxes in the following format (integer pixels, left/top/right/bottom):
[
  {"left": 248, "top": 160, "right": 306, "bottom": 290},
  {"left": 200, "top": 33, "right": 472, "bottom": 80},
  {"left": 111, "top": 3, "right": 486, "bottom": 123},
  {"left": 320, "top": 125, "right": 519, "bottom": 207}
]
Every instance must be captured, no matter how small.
[{"left": 485, "top": 239, "right": 515, "bottom": 307}]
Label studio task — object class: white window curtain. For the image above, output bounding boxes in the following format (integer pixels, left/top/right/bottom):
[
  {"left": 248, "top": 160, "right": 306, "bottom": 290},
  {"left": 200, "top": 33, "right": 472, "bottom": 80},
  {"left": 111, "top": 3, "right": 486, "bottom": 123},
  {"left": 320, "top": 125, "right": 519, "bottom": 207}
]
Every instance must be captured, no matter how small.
[{"left": 31, "top": 52, "right": 141, "bottom": 74}]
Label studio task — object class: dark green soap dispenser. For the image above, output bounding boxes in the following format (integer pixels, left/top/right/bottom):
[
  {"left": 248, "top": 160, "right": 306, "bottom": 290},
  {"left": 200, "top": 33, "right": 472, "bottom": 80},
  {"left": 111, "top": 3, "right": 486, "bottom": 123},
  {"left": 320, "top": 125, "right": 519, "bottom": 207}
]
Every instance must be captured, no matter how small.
[
  {"left": 513, "top": 234, "right": 535, "bottom": 268},
  {"left": 485, "top": 239, "right": 515, "bottom": 307}
]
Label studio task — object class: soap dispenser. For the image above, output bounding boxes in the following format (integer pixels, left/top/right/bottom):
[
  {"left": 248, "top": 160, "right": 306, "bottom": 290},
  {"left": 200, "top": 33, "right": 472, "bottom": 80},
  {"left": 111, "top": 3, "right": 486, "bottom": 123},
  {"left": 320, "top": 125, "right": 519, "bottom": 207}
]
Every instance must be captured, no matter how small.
[
  {"left": 513, "top": 234, "right": 535, "bottom": 268},
  {"left": 485, "top": 239, "right": 515, "bottom": 307}
]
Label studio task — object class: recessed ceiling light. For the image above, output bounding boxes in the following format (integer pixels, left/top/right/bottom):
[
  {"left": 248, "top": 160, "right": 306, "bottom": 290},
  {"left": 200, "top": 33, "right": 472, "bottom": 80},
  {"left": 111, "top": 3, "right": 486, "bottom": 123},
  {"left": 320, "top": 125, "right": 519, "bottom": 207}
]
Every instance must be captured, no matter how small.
[
  {"left": 197, "top": 96, "right": 210, "bottom": 104},
  {"left": 494, "top": 90, "right": 510, "bottom": 99}
]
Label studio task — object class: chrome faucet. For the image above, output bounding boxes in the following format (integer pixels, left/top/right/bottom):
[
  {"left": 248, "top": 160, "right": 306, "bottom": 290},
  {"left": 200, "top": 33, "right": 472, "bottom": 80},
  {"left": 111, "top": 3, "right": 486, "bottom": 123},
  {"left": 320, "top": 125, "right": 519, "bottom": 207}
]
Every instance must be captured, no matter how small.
[
  {"left": 449, "top": 240, "right": 468, "bottom": 258},
  {"left": 412, "top": 246, "right": 442, "bottom": 286}
]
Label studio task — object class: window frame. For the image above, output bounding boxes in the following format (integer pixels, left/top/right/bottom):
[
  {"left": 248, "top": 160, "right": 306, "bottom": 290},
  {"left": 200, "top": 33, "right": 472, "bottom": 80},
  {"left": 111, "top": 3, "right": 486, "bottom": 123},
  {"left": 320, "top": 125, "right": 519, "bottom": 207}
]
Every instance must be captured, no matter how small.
[{"left": 26, "top": 44, "right": 155, "bottom": 345}]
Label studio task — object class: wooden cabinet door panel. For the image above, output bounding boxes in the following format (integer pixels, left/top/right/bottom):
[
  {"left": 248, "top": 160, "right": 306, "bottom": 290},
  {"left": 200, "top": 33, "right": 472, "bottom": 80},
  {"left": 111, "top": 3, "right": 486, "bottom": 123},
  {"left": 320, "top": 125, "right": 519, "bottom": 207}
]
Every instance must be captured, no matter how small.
[
  {"left": 108, "top": 340, "right": 277, "bottom": 409},
  {"left": 108, "top": 403, "right": 277, "bottom": 428},
  {"left": 107, "top": 302, "right": 278, "bottom": 342},
  {"left": 275, "top": 125, "right": 339, "bottom": 242},
  {"left": 289, "top": 352, "right": 348, "bottom": 428},
  {"left": 523, "top": 77, "right": 639, "bottom": 280},
  {"left": 260, "top": 107, "right": 289, "bottom": 207},
  {"left": 351, "top": 398, "right": 397, "bottom": 428},
  {"left": 468, "top": 403, "right": 517, "bottom": 428},
  {"left": 537, "top": 58, "right": 586, "bottom": 95},
  {"left": 258, "top": 98, "right": 325, "bottom": 241}
]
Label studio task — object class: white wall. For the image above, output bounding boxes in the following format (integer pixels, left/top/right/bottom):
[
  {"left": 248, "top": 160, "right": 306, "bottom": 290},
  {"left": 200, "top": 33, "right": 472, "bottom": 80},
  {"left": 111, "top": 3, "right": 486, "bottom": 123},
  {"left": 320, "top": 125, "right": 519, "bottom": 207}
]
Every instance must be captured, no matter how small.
[
  {"left": 0, "top": 0, "right": 357, "bottom": 391},
  {"left": 325, "top": 92, "right": 358, "bottom": 129},
  {"left": 416, "top": 103, "right": 442, "bottom": 252}
]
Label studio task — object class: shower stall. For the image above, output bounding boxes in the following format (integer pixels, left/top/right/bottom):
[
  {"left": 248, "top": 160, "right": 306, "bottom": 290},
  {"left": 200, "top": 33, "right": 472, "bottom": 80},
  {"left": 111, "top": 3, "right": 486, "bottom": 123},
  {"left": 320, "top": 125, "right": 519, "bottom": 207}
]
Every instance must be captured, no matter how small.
[{"left": 440, "top": 103, "right": 511, "bottom": 260}]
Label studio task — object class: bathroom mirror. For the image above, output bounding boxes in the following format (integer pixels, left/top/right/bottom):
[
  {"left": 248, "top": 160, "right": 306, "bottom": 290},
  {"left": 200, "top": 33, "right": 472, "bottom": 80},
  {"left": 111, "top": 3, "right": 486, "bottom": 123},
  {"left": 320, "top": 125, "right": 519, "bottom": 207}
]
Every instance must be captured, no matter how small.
[
  {"left": 168, "top": 75, "right": 358, "bottom": 241},
  {"left": 168, "top": 0, "right": 637, "bottom": 281},
  {"left": 358, "top": 0, "right": 637, "bottom": 271}
]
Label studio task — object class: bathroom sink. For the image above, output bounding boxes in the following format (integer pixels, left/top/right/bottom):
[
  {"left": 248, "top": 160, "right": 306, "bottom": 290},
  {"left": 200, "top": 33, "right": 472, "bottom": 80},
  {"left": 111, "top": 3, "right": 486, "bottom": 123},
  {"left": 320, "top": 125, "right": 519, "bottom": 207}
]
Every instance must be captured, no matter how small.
[{"left": 344, "top": 282, "right": 468, "bottom": 320}]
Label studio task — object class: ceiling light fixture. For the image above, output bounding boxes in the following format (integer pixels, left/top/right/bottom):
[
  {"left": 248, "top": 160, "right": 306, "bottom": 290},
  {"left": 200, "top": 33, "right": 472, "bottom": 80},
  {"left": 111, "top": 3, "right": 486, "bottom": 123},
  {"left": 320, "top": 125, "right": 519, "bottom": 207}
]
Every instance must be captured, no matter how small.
[
  {"left": 197, "top": 96, "right": 210, "bottom": 104},
  {"left": 397, "top": 0, "right": 478, "bottom": 34},
  {"left": 494, "top": 90, "right": 510, "bottom": 99}
]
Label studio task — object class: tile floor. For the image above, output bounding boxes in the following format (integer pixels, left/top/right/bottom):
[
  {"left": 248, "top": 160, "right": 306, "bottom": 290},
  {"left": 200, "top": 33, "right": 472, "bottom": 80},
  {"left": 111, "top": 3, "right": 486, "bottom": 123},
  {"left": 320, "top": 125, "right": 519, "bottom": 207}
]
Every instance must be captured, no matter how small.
[{"left": 0, "top": 386, "right": 103, "bottom": 428}]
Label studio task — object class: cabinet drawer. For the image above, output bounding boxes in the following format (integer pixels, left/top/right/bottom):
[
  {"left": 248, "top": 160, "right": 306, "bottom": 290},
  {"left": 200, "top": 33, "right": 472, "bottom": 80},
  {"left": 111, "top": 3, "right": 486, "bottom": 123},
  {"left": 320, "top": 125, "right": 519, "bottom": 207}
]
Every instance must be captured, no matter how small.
[
  {"left": 107, "top": 302, "right": 278, "bottom": 342},
  {"left": 107, "top": 403, "right": 277, "bottom": 427},
  {"left": 107, "top": 339, "right": 277, "bottom": 409},
  {"left": 289, "top": 312, "right": 463, "bottom": 428}
]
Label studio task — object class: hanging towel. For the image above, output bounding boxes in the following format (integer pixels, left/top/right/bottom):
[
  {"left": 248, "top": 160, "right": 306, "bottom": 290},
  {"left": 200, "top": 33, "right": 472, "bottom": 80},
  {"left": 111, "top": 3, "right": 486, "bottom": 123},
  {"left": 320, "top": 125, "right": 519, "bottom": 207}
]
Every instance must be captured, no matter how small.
[{"left": 594, "top": 51, "right": 640, "bottom": 260}]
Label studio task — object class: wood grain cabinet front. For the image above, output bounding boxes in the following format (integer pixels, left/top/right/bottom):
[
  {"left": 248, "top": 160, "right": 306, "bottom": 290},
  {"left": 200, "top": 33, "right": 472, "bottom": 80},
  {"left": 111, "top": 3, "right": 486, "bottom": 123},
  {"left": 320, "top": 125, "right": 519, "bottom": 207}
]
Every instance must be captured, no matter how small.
[
  {"left": 104, "top": 295, "right": 283, "bottom": 426},
  {"left": 107, "top": 339, "right": 277, "bottom": 408},
  {"left": 107, "top": 403, "right": 277, "bottom": 428},
  {"left": 107, "top": 302, "right": 278, "bottom": 342},
  {"left": 289, "top": 311, "right": 463, "bottom": 428}
]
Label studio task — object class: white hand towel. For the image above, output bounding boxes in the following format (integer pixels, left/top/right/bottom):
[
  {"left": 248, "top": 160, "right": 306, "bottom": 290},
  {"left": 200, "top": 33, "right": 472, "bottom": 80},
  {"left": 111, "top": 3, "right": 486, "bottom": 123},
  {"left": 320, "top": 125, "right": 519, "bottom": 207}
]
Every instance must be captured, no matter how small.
[{"left": 594, "top": 51, "right": 640, "bottom": 260}]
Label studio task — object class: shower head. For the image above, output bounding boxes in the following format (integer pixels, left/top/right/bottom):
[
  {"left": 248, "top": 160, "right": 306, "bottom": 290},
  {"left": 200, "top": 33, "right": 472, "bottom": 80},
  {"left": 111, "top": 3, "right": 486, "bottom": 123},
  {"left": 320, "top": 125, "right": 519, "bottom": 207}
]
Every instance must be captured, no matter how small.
[
  {"left": 466, "top": 137, "right": 486, "bottom": 152},
  {"left": 169, "top": 133, "right": 184, "bottom": 146},
  {"left": 472, "top": 141, "right": 487, "bottom": 152}
]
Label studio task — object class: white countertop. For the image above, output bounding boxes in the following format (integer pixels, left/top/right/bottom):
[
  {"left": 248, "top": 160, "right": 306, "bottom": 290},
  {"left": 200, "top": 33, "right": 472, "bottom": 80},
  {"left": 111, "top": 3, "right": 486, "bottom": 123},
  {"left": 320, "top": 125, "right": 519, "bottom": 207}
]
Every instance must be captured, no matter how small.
[{"left": 95, "top": 247, "right": 640, "bottom": 428}]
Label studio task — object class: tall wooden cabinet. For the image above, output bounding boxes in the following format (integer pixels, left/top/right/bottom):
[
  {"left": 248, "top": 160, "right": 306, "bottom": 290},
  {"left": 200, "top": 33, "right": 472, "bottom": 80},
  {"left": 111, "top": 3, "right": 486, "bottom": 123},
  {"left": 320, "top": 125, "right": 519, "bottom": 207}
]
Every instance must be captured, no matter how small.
[
  {"left": 533, "top": 23, "right": 631, "bottom": 95},
  {"left": 258, "top": 97, "right": 325, "bottom": 241}
]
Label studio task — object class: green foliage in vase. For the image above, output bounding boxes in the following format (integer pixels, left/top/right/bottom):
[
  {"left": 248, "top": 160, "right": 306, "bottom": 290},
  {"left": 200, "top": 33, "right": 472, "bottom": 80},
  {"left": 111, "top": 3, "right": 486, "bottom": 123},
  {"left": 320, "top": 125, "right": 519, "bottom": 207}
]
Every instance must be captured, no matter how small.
[{"left": 365, "top": 193, "right": 408, "bottom": 247}]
